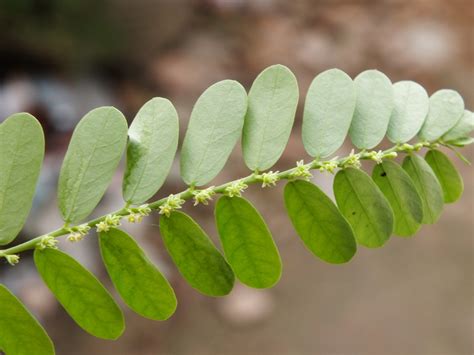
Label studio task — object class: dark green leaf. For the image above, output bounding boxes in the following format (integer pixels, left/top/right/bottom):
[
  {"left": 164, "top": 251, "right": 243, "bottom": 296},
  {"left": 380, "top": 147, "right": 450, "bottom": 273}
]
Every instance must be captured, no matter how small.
[
  {"left": 123, "top": 98, "right": 179, "bottom": 204},
  {"left": 159, "top": 211, "right": 235, "bottom": 296},
  {"left": 402, "top": 154, "right": 444, "bottom": 224},
  {"left": 99, "top": 228, "right": 177, "bottom": 320},
  {"left": 58, "top": 107, "right": 128, "bottom": 223},
  {"left": 0, "top": 284, "right": 55, "bottom": 355},
  {"left": 0, "top": 113, "right": 44, "bottom": 245},
  {"left": 372, "top": 161, "right": 423, "bottom": 237},
  {"left": 425, "top": 150, "right": 463, "bottom": 203},
  {"left": 215, "top": 196, "right": 282, "bottom": 288},
  {"left": 34, "top": 248, "right": 124, "bottom": 339},
  {"left": 284, "top": 180, "right": 356, "bottom": 263},
  {"left": 334, "top": 168, "right": 394, "bottom": 248}
]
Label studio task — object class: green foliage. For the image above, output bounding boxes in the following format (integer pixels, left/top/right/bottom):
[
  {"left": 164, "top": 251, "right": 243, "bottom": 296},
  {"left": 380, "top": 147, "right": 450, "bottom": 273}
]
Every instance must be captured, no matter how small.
[
  {"left": 99, "top": 228, "right": 177, "bottom": 320},
  {"left": 0, "top": 65, "right": 472, "bottom": 353},
  {"left": 0, "top": 113, "right": 44, "bottom": 245},
  {"left": 215, "top": 196, "right": 282, "bottom": 288},
  {"left": 0, "top": 285, "right": 54, "bottom": 355},
  {"left": 34, "top": 248, "right": 124, "bottom": 339}
]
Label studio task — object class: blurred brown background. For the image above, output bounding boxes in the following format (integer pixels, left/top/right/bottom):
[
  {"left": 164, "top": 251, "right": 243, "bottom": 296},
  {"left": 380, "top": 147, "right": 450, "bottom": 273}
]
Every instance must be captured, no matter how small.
[{"left": 0, "top": 0, "right": 473, "bottom": 354}]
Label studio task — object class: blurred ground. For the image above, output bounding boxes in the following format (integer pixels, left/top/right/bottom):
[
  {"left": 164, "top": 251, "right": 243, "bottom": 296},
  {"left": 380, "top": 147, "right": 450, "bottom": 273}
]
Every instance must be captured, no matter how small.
[{"left": 0, "top": 0, "right": 473, "bottom": 354}]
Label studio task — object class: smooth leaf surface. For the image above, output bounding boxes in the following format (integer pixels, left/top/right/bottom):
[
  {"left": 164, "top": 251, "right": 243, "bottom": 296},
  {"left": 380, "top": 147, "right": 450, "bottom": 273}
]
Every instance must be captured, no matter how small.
[
  {"left": 34, "top": 248, "right": 124, "bottom": 339},
  {"left": 242, "top": 64, "right": 299, "bottom": 171},
  {"left": 402, "top": 154, "right": 444, "bottom": 224},
  {"left": 159, "top": 211, "right": 235, "bottom": 296},
  {"left": 372, "top": 160, "right": 423, "bottom": 237},
  {"left": 58, "top": 107, "right": 128, "bottom": 223},
  {"left": 0, "top": 113, "right": 44, "bottom": 245},
  {"left": 302, "top": 68, "right": 356, "bottom": 158},
  {"left": 215, "top": 196, "right": 282, "bottom": 288},
  {"left": 349, "top": 70, "right": 394, "bottom": 149},
  {"left": 387, "top": 80, "right": 429, "bottom": 143},
  {"left": 0, "top": 284, "right": 55, "bottom": 355},
  {"left": 284, "top": 180, "right": 356, "bottom": 263},
  {"left": 180, "top": 80, "right": 247, "bottom": 186},
  {"left": 419, "top": 89, "right": 464, "bottom": 141},
  {"left": 334, "top": 168, "right": 394, "bottom": 248},
  {"left": 442, "top": 110, "right": 474, "bottom": 142},
  {"left": 123, "top": 98, "right": 179, "bottom": 204},
  {"left": 99, "top": 228, "right": 177, "bottom": 320},
  {"left": 425, "top": 150, "right": 463, "bottom": 203}
]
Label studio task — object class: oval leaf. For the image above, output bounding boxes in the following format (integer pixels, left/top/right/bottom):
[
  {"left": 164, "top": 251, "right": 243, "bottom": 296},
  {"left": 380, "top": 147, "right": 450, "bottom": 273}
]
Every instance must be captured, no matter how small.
[
  {"left": 418, "top": 89, "right": 464, "bottom": 141},
  {"left": 99, "top": 228, "right": 177, "bottom": 320},
  {"left": 284, "top": 180, "right": 357, "bottom": 263},
  {"left": 159, "top": 211, "right": 235, "bottom": 296},
  {"left": 349, "top": 70, "right": 394, "bottom": 149},
  {"left": 180, "top": 80, "right": 247, "bottom": 186},
  {"left": 123, "top": 98, "right": 179, "bottom": 204},
  {"left": 0, "top": 113, "right": 44, "bottom": 245},
  {"left": 302, "top": 68, "right": 356, "bottom": 158},
  {"left": 402, "top": 154, "right": 444, "bottom": 224},
  {"left": 34, "top": 248, "right": 125, "bottom": 339},
  {"left": 425, "top": 150, "right": 463, "bottom": 203},
  {"left": 334, "top": 168, "right": 394, "bottom": 248},
  {"left": 442, "top": 110, "right": 474, "bottom": 142},
  {"left": 215, "top": 196, "right": 282, "bottom": 288},
  {"left": 242, "top": 64, "right": 299, "bottom": 171},
  {"left": 387, "top": 80, "right": 429, "bottom": 143},
  {"left": 58, "top": 107, "right": 128, "bottom": 223},
  {"left": 372, "top": 160, "right": 424, "bottom": 237},
  {"left": 0, "top": 284, "right": 55, "bottom": 355}
]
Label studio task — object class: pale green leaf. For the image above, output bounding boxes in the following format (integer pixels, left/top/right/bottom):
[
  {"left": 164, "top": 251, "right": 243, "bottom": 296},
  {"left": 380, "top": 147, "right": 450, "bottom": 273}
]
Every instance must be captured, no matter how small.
[
  {"left": 418, "top": 89, "right": 464, "bottom": 141},
  {"left": 284, "top": 180, "right": 356, "bottom": 263},
  {"left": 180, "top": 80, "right": 247, "bottom": 186},
  {"left": 334, "top": 168, "right": 394, "bottom": 248},
  {"left": 34, "top": 248, "right": 125, "bottom": 340},
  {"left": 242, "top": 64, "right": 299, "bottom": 171},
  {"left": 442, "top": 110, "right": 474, "bottom": 142},
  {"left": 0, "top": 284, "right": 55, "bottom": 355},
  {"left": 159, "top": 211, "right": 235, "bottom": 296},
  {"left": 99, "top": 228, "right": 177, "bottom": 320},
  {"left": 372, "top": 160, "right": 423, "bottom": 237},
  {"left": 425, "top": 150, "right": 463, "bottom": 203},
  {"left": 123, "top": 98, "right": 179, "bottom": 204},
  {"left": 402, "top": 154, "right": 444, "bottom": 224},
  {"left": 302, "top": 68, "right": 356, "bottom": 158},
  {"left": 387, "top": 80, "right": 429, "bottom": 143},
  {"left": 349, "top": 70, "right": 394, "bottom": 149},
  {"left": 445, "top": 136, "right": 474, "bottom": 147},
  {"left": 58, "top": 107, "right": 128, "bottom": 223},
  {"left": 215, "top": 196, "right": 282, "bottom": 288},
  {"left": 0, "top": 113, "right": 44, "bottom": 245}
]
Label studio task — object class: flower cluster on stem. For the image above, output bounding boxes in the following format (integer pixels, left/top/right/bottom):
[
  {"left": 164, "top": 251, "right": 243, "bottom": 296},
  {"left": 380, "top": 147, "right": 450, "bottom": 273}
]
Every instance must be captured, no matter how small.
[{"left": 159, "top": 194, "right": 185, "bottom": 217}]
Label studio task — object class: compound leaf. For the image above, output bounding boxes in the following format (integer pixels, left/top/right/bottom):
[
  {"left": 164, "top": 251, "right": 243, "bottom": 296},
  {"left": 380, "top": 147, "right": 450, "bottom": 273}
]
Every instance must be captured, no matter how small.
[
  {"left": 180, "top": 80, "right": 247, "bottom": 186},
  {"left": 0, "top": 113, "right": 44, "bottom": 245},
  {"left": 442, "top": 110, "right": 474, "bottom": 142},
  {"left": 402, "top": 154, "right": 444, "bottom": 224},
  {"left": 418, "top": 89, "right": 464, "bottom": 141},
  {"left": 242, "top": 64, "right": 299, "bottom": 171},
  {"left": 302, "top": 68, "right": 356, "bottom": 158},
  {"left": 0, "top": 284, "right": 55, "bottom": 355},
  {"left": 58, "top": 107, "right": 128, "bottom": 223},
  {"left": 334, "top": 168, "right": 394, "bottom": 248},
  {"left": 159, "top": 211, "right": 235, "bottom": 296},
  {"left": 425, "top": 150, "right": 463, "bottom": 203},
  {"left": 372, "top": 160, "right": 423, "bottom": 237},
  {"left": 215, "top": 196, "right": 282, "bottom": 288},
  {"left": 34, "top": 248, "right": 125, "bottom": 340},
  {"left": 99, "top": 228, "right": 177, "bottom": 320},
  {"left": 284, "top": 180, "right": 356, "bottom": 263},
  {"left": 123, "top": 98, "right": 179, "bottom": 204},
  {"left": 387, "top": 80, "right": 429, "bottom": 143},
  {"left": 349, "top": 70, "right": 394, "bottom": 149}
]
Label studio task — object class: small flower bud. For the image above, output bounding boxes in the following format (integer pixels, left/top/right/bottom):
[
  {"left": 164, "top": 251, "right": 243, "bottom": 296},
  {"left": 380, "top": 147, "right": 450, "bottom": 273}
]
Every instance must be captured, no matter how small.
[
  {"left": 225, "top": 180, "right": 248, "bottom": 197},
  {"left": 193, "top": 187, "right": 216, "bottom": 206},
  {"left": 159, "top": 194, "right": 185, "bottom": 217},
  {"left": 290, "top": 160, "right": 313, "bottom": 181},
  {"left": 260, "top": 171, "right": 280, "bottom": 188},
  {"left": 37, "top": 235, "right": 58, "bottom": 250},
  {"left": 5, "top": 254, "right": 20, "bottom": 266}
]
